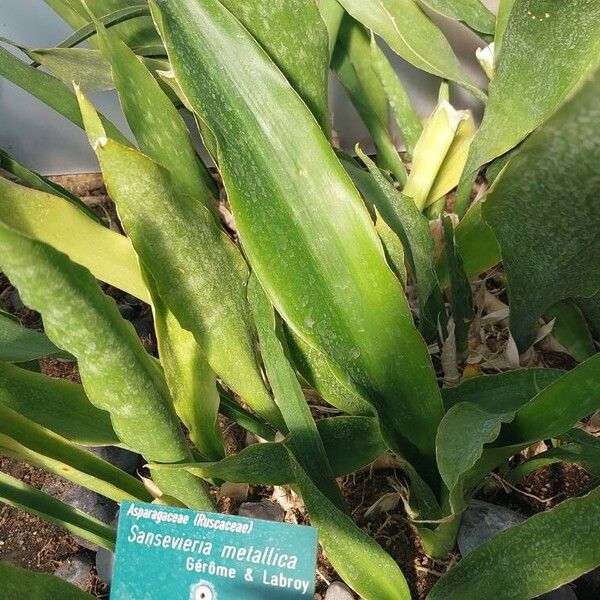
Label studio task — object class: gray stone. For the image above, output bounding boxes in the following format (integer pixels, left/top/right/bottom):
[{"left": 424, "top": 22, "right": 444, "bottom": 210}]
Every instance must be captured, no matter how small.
[
  {"left": 88, "top": 446, "right": 140, "bottom": 475},
  {"left": 238, "top": 499, "right": 284, "bottom": 522},
  {"left": 95, "top": 547, "right": 114, "bottom": 585},
  {"left": 325, "top": 581, "right": 355, "bottom": 600},
  {"left": 458, "top": 499, "right": 525, "bottom": 557},
  {"left": 61, "top": 487, "right": 118, "bottom": 550},
  {"left": 54, "top": 552, "right": 94, "bottom": 590}
]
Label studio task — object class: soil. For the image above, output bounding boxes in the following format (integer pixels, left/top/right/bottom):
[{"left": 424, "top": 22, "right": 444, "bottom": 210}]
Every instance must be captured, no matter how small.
[{"left": 0, "top": 173, "right": 598, "bottom": 599}]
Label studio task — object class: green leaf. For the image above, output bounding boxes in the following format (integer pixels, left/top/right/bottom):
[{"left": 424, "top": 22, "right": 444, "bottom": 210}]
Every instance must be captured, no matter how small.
[
  {"left": 0, "top": 311, "right": 68, "bottom": 363},
  {"left": 218, "top": 392, "right": 277, "bottom": 442},
  {"left": 154, "top": 0, "right": 444, "bottom": 486},
  {"left": 285, "top": 324, "right": 374, "bottom": 417},
  {"left": 42, "top": 0, "right": 89, "bottom": 28},
  {"left": 429, "top": 486, "right": 600, "bottom": 600},
  {"left": 12, "top": 45, "right": 114, "bottom": 93},
  {"left": 159, "top": 415, "right": 385, "bottom": 484},
  {"left": 544, "top": 300, "right": 596, "bottom": 363},
  {"left": 77, "top": 92, "right": 283, "bottom": 432},
  {"left": 498, "top": 353, "right": 600, "bottom": 446},
  {"left": 375, "top": 209, "right": 408, "bottom": 287},
  {"left": 0, "top": 177, "right": 149, "bottom": 302},
  {"left": 419, "top": 0, "right": 496, "bottom": 35},
  {"left": 318, "top": 0, "right": 345, "bottom": 57},
  {"left": 336, "top": 0, "right": 483, "bottom": 99},
  {"left": 290, "top": 452, "right": 411, "bottom": 600},
  {"left": 0, "top": 223, "right": 211, "bottom": 510},
  {"left": 171, "top": 442, "right": 294, "bottom": 485},
  {"left": 436, "top": 402, "right": 512, "bottom": 512},
  {"left": 370, "top": 37, "right": 422, "bottom": 158},
  {"left": 442, "top": 216, "right": 474, "bottom": 354},
  {"left": 0, "top": 147, "right": 100, "bottom": 222},
  {"left": 507, "top": 428, "right": 600, "bottom": 483},
  {"left": 0, "top": 361, "right": 118, "bottom": 446},
  {"left": 248, "top": 275, "right": 343, "bottom": 508},
  {"left": 93, "top": 18, "right": 217, "bottom": 203},
  {"left": 577, "top": 292, "right": 600, "bottom": 340},
  {"left": 0, "top": 471, "right": 116, "bottom": 551},
  {"left": 355, "top": 148, "right": 445, "bottom": 335},
  {"left": 219, "top": 0, "right": 330, "bottom": 133},
  {"left": 494, "top": 0, "right": 516, "bottom": 58},
  {"left": 54, "top": 0, "right": 159, "bottom": 48},
  {"left": 436, "top": 199, "right": 501, "bottom": 288},
  {"left": 462, "top": 0, "right": 600, "bottom": 184},
  {"left": 0, "top": 44, "right": 128, "bottom": 146},
  {"left": 332, "top": 18, "right": 407, "bottom": 184},
  {"left": 318, "top": 415, "right": 386, "bottom": 476},
  {"left": 0, "top": 404, "right": 150, "bottom": 503},
  {"left": 152, "top": 291, "right": 225, "bottom": 462},
  {"left": 56, "top": 5, "right": 151, "bottom": 49},
  {"left": 0, "top": 562, "right": 94, "bottom": 599},
  {"left": 441, "top": 368, "right": 564, "bottom": 414},
  {"left": 482, "top": 67, "right": 600, "bottom": 349}
]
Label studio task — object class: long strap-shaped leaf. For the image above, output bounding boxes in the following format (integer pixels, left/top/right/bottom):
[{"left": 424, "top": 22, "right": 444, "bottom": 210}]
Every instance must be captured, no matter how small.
[
  {"left": 460, "top": 354, "right": 600, "bottom": 499},
  {"left": 0, "top": 223, "right": 211, "bottom": 510},
  {"left": 332, "top": 17, "right": 407, "bottom": 184},
  {"left": 0, "top": 404, "right": 150, "bottom": 503},
  {"left": 0, "top": 310, "right": 69, "bottom": 363},
  {"left": 76, "top": 90, "right": 284, "bottom": 432},
  {"left": 92, "top": 15, "right": 217, "bottom": 203},
  {"left": 0, "top": 471, "right": 116, "bottom": 551},
  {"left": 457, "top": 0, "right": 600, "bottom": 215},
  {"left": 355, "top": 149, "right": 445, "bottom": 335},
  {"left": 290, "top": 453, "right": 411, "bottom": 600},
  {"left": 0, "top": 361, "right": 118, "bottom": 446},
  {"left": 151, "top": 288, "right": 225, "bottom": 462},
  {"left": 219, "top": 0, "right": 330, "bottom": 134},
  {"left": 46, "top": 0, "right": 159, "bottom": 49},
  {"left": 429, "top": 486, "right": 600, "bottom": 600},
  {"left": 0, "top": 176, "right": 149, "bottom": 302},
  {"left": 0, "top": 146, "right": 100, "bottom": 222},
  {"left": 248, "top": 275, "right": 343, "bottom": 509},
  {"left": 419, "top": 0, "right": 495, "bottom": 36},
  {"left": 336, "top": 0, "right": 484, "bottom": 101},
  {"left": 57, "top": 5, "right": 150, "bottom": 49},
  {"left": 482, "top": 65, "right": 600, "bottom": 350},
  {"left": 153, "top": 0, "right": 444, "bottom": 489},
  {"left": 0, "top": 44, "right": 128, "bottom": 146},
  {"left": 0, "top": 562, "right": 94, "bottom": 600},
  {"left": 157, "top": 415, "right": 386, "bottom": 485}
]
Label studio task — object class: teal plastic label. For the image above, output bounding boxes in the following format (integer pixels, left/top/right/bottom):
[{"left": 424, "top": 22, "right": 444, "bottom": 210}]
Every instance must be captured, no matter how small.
[{"left": 111, "top": 501, "right": 318, "bottom": 599}]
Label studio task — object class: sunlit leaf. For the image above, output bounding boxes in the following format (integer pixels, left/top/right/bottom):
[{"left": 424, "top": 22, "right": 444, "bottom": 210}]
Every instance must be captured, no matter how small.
[
  {"left": 154, "top": 0, "right": 444, "bottom": 488},
  {"left": 77, "top": 91, "right": 284, "bottom": 431},
  {"left": 0, "top": 361, "right": 118, "bottom": 446},
  {"left": 0, "top": 176, "right": 149, "bottom": 302},
  {"left": 0, "top": 404, "right": 150, "bottom": 503},
  {"left": 336, "top": 0, "right": 483, "bottom": 99},
  {"left": 0, "top": 223, "right": 210, "bottom": 509}
]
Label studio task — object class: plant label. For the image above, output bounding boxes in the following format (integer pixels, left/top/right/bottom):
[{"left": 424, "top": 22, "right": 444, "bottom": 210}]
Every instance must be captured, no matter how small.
[{"left": 110, "top": 501, "right": 318, "bottom": 599}]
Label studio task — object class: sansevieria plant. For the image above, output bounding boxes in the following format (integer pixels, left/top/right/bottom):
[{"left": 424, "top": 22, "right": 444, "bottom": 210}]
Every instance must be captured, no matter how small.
[{"left": 0, "top": 0, "right": 599, "bottom": 598}]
